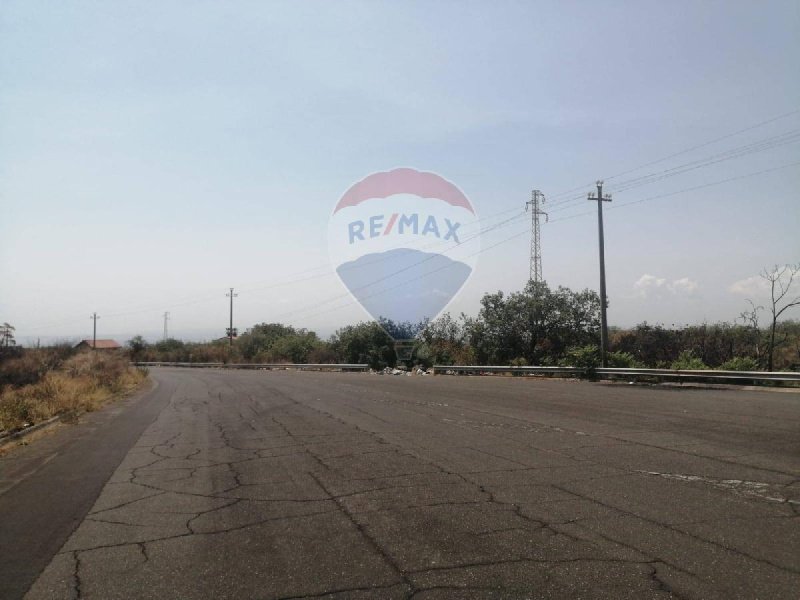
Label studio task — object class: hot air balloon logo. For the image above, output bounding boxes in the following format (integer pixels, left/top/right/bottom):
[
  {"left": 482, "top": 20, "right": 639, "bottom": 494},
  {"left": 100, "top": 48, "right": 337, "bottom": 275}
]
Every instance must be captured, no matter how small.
[{"left": 328, "top": 168, "right": 480, "bottom": 332}]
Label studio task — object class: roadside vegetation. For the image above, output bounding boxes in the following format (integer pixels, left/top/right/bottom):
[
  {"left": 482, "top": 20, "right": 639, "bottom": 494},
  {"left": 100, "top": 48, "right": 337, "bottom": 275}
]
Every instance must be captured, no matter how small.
[
  {"left": 127, "top": 278, "right": 799, "bottom": 373},
  {"left": 0, "top": 346, "right": 147, "bottom": 434}
]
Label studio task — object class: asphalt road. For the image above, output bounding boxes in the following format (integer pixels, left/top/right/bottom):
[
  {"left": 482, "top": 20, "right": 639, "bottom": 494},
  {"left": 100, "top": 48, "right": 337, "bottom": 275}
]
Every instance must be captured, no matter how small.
[{"left": 3, "top": 368, "right": 799, "bottom": 599}]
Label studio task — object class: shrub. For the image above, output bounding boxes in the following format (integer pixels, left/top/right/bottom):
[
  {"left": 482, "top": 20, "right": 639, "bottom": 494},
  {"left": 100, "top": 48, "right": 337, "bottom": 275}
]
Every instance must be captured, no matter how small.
[
  {"left": 671, "top": 351, "right": 709, "bottom": 370},
  {"left": 563, "top": 345, "right": 601, "bottom": 375},
  {"left": 0, "top": 395, "right": 31, "bottom": 428},
  {"left": 330, "top": 322, "right": 396, "bottom": 370},
  {"left": 306, "top": 342, "right": 338, "bottom": 364},
  {"left": 607, "top": 351, "right": 643, "bottom": 368},
  {"left": 0, "top": 345, "right": 76, "bottom": 388},
  {"left": 0, "top": 353, "right": 50, "bottom": 387},
  {"left": 719, "top": 357, "right": 759, "bottom": 371},
  {"left": 0, "top": 352, "right": 146, "bottom": 433}
]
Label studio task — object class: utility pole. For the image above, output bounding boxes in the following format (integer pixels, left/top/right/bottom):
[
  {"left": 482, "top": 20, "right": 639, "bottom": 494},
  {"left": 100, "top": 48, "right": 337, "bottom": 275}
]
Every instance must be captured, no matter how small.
[
  {"left": 163, "top": 311, "right": 170, "bottom": 341},
  {"left": 226, "top": 288, "right": 238, "bottom": 347},
  {"left": 588, "top": 181, "right": 612, "bottom": 367},
  {"left": 90, "top": 312, "right": 100, "bottom": 350},
  {"left": 525, "top": 190, "right": 548, "bottom": 283}
]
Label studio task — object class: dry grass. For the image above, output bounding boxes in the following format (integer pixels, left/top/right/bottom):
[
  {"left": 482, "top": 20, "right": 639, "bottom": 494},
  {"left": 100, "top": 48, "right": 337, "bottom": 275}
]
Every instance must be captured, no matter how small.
[{"left": 0, "top": 352, "right": 147, "bottom": 433}]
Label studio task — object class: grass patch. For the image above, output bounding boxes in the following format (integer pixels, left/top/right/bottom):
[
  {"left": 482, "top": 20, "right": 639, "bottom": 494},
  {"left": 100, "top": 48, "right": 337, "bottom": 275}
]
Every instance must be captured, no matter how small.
[{"left": 0, "top": 352, "right": 147, "bottom": 433}]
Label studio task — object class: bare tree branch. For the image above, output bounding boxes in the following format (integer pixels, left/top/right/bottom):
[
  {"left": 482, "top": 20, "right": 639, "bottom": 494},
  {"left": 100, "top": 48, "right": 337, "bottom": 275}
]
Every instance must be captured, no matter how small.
[{"left": 760, "top": 263, "right": 800, "bottom": 370}]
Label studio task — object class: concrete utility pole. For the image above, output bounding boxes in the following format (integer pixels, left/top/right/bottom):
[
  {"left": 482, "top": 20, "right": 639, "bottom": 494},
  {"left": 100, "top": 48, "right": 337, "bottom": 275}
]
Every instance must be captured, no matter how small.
[
  {"left": 90, "top": 312, "right": 100, "bottom": 350},
  {"left": 226, "top": 288, "right": 238, "bottom": 347},
  {"left": 588, "top": 181, "right": 612, "bottom": 367},
  {"left": 525, "top": 190, "right": 548, "bottom": 283},
  {"left": 163, "top": 312, "right": 170, "bottom": 341}
]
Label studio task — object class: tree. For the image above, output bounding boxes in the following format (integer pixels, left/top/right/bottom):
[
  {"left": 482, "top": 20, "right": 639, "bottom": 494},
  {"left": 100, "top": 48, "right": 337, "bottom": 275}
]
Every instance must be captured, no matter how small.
[
  {"left": 330, "top": 321, "right": 395, "bottom": 369},
  {"left": 259, "top": 330, "right": 320, "bottom": 363},
  {"left": 1, "top": 323, "right": 15, "bottom": 348},
  {"left": 126, "top": 335, "right": 148, "bottom": 361},
  {"left": 760, "top": 264, "right": 800, "bottom": 371},
  {"left": 377, "top": 317, "right": 427, "bottom": 340},
  {"left": 612, "top": 322, "right": 683, "bottom": 367},
  {"left": 419, "top": 313, "right": 475, "bottom": 366},
  {"left": 468, "top": 281, "right": 600, "bottom": 366},
  {"left": 738, "top": 300, "right": 764, "bottom": 367},
  {"left": 236, "top": 323, "right": 298, "bottom": 360}
]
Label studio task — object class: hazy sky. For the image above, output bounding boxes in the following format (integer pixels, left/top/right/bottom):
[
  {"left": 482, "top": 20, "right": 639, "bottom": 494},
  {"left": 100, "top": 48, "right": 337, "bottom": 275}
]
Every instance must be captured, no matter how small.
[{"left": 1, "top": 1, "right": 799, "bottom": 344}]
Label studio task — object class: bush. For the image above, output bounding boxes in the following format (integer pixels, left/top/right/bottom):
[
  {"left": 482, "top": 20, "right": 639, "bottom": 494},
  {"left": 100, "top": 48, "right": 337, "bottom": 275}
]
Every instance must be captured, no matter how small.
[
  {"left": 719, "top": 357, "right": 759, "bottom": 371},
  {"left": 671, "top": 351, "right": 709, "bottom": 370},
  {"left": 0, "top": 353, "right": 50, "bottom": 387},
  {"left": 607, "top": 351, "right": 643, "bottom": 368},
  {"left": 563, "top": 345, "right": 601, "bottom": 375},
  {"left": 307, "top": 342, "right": 338, "bottom": 364},
  {"left": 0, "top": 345, "right": 76, "bottom": 388},
  {"left": 0, "top": 351, "right": 146, "bottom": 433},
  {"left": 126, "top": 336, "right": 148, "bottom": 361},
  {"left": 330, "top": 322, "right": 395, "bottom": 370},
  {"left": 509, "top": 357, "right": 528, "bottom": 367}
]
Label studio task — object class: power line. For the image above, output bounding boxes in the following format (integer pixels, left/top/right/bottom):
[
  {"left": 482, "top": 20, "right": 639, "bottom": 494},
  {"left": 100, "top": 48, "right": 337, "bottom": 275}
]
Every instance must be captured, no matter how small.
[
  {"left": 280, "top": 226, "right": 533, "bottom": 324},
  {"left": 18, "top": 107, "right": 800, "bottom": 335},
  {"left": 28, "top": 111, "right": 797, "bottom": 332},
  {"left": 546, "top": 106, "right": 800, "bottom": 201},
  {"left": 295, "top": 161, "right": 800, "bottom": 328},
  {"left": 23, "top": 158, "right": 795, "bottom": 335},
  {"left": 609, "top": 129, "right": 800, "bottom": 193},
  {"left": 294, "top": 160, "right": 800, "bottom": 326},
  {"left": 22, "top": 207, "right": 526, "bottom": 332},
  {"left": 239, "top": 208, "right": 526, "bottom": 296},
  {"left": 543, "top": 127, "right": 800, "bottom": 217},
  {"left": 268, "top": 210, "right": 528, "bottom": 323},
  {"left": 602, "top": 107, "right": 800, "bottom": 183},
  {"left": 548, "top": 160, "right": 800, "bottom": 225}
]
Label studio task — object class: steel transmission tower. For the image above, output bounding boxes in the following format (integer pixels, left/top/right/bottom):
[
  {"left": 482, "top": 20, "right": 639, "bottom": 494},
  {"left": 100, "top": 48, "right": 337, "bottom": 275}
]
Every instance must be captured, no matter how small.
[{"left": 525, "top": 190, "right": 548, "bottom": 283}]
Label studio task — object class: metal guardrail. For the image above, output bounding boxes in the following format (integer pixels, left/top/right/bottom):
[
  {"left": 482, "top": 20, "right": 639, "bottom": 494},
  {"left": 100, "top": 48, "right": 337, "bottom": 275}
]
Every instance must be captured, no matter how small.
[
  {"left": 596, "top": 368, "right": 800, "bottom": 382},
  {"left": 135, "top": 362, "right": 369, "bottom": 372},
  {"left": 432, "top": 365, "right": 800, "bottom": 383},
  {"left": 135, "top": 362, "right": 800, "bottom": 383},
  {"left": 433, "top": 365, "right": 580, "bottom": 376}
]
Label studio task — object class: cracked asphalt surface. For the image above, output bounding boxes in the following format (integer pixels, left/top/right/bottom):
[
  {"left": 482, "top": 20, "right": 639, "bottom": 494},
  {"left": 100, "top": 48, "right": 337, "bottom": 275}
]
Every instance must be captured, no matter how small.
[{"left": 3, "top": 368, "right": 800, "bottom": 599}]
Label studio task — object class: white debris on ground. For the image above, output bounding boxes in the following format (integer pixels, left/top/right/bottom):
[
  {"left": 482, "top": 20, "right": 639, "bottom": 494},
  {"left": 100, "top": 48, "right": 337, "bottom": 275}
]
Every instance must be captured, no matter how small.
[{"left": 372, "top": 366, "right": 429, "bottom": 376}]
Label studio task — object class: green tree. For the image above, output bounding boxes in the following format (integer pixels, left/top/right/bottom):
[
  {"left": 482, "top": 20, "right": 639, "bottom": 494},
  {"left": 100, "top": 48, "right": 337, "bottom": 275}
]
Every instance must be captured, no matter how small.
[
  {"left": 126, "top": 335, "right": 148, "bottom": 361},
  {"left": 469, "top": 281, "right": 600, "bottom": 366},
  {"left": 260, "top": 331, "right": 320, "bottom": 363},
  {"left": 236, "top": 323, "right": 298, "bottom": 360},
  {"left": 611, "top": 322, "right": 682, "bottom": 367},
  {"left": 419, "top": 313, "right": 474, "bottom": 366},
  {"left": 330, "top": 322, "right": 395, "bottom": 369},
  {"left": 377, "top": 317, "right": 427, "bottom": 340}
]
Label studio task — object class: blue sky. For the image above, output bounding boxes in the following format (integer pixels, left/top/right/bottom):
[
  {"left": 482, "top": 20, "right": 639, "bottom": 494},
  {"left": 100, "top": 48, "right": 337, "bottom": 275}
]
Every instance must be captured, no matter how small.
[{"left": 1, "top": 1, "right": 798, "bottom": 344}]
